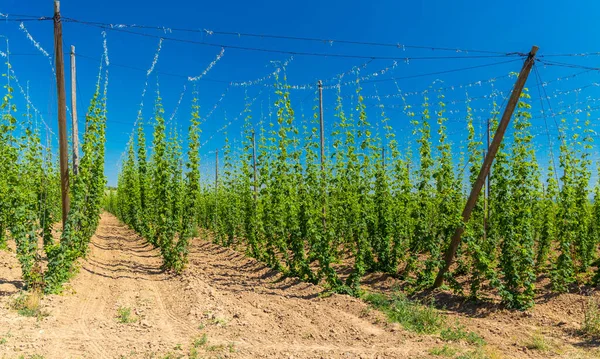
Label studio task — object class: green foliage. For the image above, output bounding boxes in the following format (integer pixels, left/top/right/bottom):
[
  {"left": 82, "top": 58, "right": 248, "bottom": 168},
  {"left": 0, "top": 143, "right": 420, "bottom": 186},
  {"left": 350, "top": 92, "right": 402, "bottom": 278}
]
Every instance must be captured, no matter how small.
[
  {"left": 582, "top": 299, "right": 600, "bottom": 337},
  {"left": 523, "top": 333, "right": 550, "bottom": 351},
  {"left": 45, "top": 66, "right": 108, "bottom": 293},
  {"left": 11, "top": 291, "right": 46, "bottom": 319},
  {"left": 497, "top": 90, "right": 538, "bottom": 310},
  {"left": 440, "top": 322, "right": 485, "bottom": 346},
  {"left": 116, "top": 306, "right": 137, "bottom": 323},
  {"left": 105, "top": 72, "right": 600, "bottom": 311},
  {"left": 0, "top": 54, "right": 105, "bottom": 294},
  {"left": 363, "top": 291, "right": 444, "bottom": 334}
]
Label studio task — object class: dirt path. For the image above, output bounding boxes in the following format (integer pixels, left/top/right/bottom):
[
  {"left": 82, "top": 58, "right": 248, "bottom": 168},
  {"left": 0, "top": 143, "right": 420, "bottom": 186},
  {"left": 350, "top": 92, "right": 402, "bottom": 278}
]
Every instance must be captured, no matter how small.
[{"left": 0, "top": 213, "right": 441, "bottom": 359}]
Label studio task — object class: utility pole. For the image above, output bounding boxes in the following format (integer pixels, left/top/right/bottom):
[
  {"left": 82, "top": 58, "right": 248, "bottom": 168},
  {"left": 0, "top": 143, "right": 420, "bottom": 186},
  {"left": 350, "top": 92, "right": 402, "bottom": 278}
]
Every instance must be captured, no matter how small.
[
  {"left": 71, "top": 45, "right": 80, "bottom": 175},
  {"left": 54, "top": 0, "right": 70, "bottom": 227},
  {"left": 252, "top": 130, "right": 258, "bottom": 202},
  {"left": 433, "top": 46, "right": 539, "bottom": 288}
]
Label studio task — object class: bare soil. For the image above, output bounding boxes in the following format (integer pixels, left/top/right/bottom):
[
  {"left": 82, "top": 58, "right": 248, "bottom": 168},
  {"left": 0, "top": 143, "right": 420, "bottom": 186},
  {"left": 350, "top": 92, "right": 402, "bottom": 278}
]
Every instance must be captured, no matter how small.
[{"left": 0, "top": 212, "right": 599, "bottom": 358}]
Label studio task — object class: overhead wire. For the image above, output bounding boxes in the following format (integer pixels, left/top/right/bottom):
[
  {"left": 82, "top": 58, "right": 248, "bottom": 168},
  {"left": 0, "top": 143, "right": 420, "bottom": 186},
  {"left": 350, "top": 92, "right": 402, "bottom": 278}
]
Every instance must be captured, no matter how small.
[
  {"left": 63, "top": 19, "right": 525, "bottom": 61},
  {"left": 60, "top": 16, "right": 515, "bottom": 55}
]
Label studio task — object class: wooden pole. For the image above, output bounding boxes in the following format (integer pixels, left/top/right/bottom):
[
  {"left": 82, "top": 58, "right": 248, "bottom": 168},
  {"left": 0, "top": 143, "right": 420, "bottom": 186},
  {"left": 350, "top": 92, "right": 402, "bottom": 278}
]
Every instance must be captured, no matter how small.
[
  {"left": 318, "top": 80, "right": 325, "bottom": 170},
  {"left": 483, "top": 117, "right": 490, "bottom": 242},
  {"left": 252, "top": 130, "right": 258, "bottom": 202},
  {"left": 215, "top": 149, "right": 219, "bottom": 190},
  {"left": 54, "top": 0, "right": 70, "bottom": 227},
  {"left": 318, "top": 80, "right": 327, "bottom": 228},
  {"left": 70, "top": 45, "right": 80, "bottom": 175},
  {"left": 433, "top": 46, "right": 538, "bottom": 288}
]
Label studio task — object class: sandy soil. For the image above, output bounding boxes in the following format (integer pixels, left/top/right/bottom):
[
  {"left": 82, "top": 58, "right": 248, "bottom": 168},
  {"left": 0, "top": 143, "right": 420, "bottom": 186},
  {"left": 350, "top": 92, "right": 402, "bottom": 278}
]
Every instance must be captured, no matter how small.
[
  {"left": 0, "top": 212, "right": 599, "bottom": 359},
  {"left": 0, "top": 213, "right": 438, "bottom": 359}
]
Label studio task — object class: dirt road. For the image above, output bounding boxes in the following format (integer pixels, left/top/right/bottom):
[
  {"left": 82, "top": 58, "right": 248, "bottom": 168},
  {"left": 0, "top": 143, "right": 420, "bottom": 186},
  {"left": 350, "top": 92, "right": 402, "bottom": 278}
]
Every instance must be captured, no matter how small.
[{"left": 0, "top": 213, "right": 438, "bottom": 359}]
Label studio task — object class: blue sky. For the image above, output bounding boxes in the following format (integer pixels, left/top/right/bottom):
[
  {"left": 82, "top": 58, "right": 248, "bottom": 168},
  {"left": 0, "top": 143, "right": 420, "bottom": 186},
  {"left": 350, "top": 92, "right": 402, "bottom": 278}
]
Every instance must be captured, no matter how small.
[{"left": 1, "top": 0, "right": 600, "bottom": 186}]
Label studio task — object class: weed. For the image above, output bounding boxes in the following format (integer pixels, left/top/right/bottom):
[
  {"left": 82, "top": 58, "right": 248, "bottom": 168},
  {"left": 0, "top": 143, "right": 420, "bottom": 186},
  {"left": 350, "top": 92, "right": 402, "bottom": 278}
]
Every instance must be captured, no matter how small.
[
  {"left": 429, "top": 345, "right": 458, "bottom": 357},
  {"left": 11, "top": 291, "right": 47, "bottom": 320},
  {"left": 0, "top": 330, "right": 11, "bottom": 345},
  {"left": 363, "top": 291, "right": 444, "bottom": 334},
  {"left": 583, "top": 298, "right": 600, "bottom": 337},
  {"left": 228, "top": 342, "right": 236, "bottom": 353},
  {"left": 440, "top": 322, "right": 485, "bottom": 346},
  {"left": 173, "top": 343, "right": 182, "bottom": 350},
  {"left": 211, "top": 317, "right": 227, "bottom": 327},
  {"left": 189, "top": 334, "right": 208, "bottom": 359},
  {"left": 524, "top": 332, "right": 550, "bottom": 351},
  {"left": 116, "top": 306, "right": 137, "bottom": 324},
  {"left": 188, "top": 347, "right": 200, "bottom": 359},
  {"left": 193, "top": 333, "right": 208, "bottom": 347},
  {"left": 206, "top": 344, "right": 225, "bottom": 352}
]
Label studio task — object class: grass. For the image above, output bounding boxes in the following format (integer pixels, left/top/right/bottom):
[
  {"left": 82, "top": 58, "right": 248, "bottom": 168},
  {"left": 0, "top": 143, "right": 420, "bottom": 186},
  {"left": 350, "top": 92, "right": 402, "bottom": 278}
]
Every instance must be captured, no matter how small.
[
  {"left": 116, "top": 306, "right": 138, "bottom": 324},
  {"left": 11, "top": 291, "right": 47, "bottom": 320},
  {"left": 362, "top": 291, "right": 444, "bottom": 334},
  {"left": 429, "top": 345, "right": 459, "bottom": 357},
  {"left": 440, "top": 322, "right": 485, "bottom": 346},
  {"left": 523, "top": 332, "right": 550, "bottom": 351},
  {"left": 582, "top": 298, "right": 600, "bottom": 337}
]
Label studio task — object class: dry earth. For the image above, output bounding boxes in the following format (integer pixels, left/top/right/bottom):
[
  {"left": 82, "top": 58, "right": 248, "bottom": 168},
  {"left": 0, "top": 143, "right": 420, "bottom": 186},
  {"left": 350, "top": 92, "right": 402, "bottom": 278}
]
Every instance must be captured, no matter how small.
[{"left": 0, "top": 212, "right": 599, "bottom": 358}]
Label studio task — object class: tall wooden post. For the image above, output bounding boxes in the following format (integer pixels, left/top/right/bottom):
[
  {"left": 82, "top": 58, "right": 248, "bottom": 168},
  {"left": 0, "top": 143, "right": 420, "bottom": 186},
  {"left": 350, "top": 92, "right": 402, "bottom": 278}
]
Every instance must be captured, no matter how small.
[
  {"left": 483, "top": 117, "right": 490, "bottom": 242},
  {"left": 252, "top": 130, "right": 258, "bottom": 202},
  {"left": 54, "top": 0, "right": 70, "bottom": 227},
  {"left": 215, "top": 149, "right": 219, "bottom": 190},
  {"left": 318, "top": 80, "right": 325, "bottom": 170},
  {"left": 318, "top": 80, "right": 327, "bottom": 228},
  {"left": 71, "top": 45, "right": 80, "bottom": 175},
  {"left": 433, "top": 46, "right": 539, "bottom": 288}
]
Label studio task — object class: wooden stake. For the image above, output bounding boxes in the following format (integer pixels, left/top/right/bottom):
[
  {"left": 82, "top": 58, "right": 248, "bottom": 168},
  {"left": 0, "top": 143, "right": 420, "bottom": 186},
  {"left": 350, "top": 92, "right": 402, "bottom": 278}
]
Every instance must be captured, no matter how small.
[
  {"left": 70, "top": 45, "right": 80, "bottom": 175},
  {"left": 54, "top": 0, "right": 70, "bottom": 227},
  {"left": 252, "top": 130, "right": 258, "bottom": 202},
  {"left": 433, "top": 46, "right": 539, "bottom": 288}
]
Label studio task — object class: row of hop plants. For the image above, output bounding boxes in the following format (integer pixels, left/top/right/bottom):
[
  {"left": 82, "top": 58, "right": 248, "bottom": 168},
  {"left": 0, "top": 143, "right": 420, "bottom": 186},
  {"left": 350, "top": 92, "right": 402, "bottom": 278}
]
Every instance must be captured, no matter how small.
[
  {"left": 108, "top": 70, "right": 600, "bottom": 310},
  {"left": 0, "top": 57, "right": 108, "bottom": 294}
]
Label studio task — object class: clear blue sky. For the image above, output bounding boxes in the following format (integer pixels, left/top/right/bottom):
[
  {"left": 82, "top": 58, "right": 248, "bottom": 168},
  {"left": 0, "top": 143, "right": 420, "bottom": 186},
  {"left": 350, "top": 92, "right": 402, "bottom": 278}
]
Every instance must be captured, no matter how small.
[{"left": 1, "top": 0, "right": 600, "bottom": 186}]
